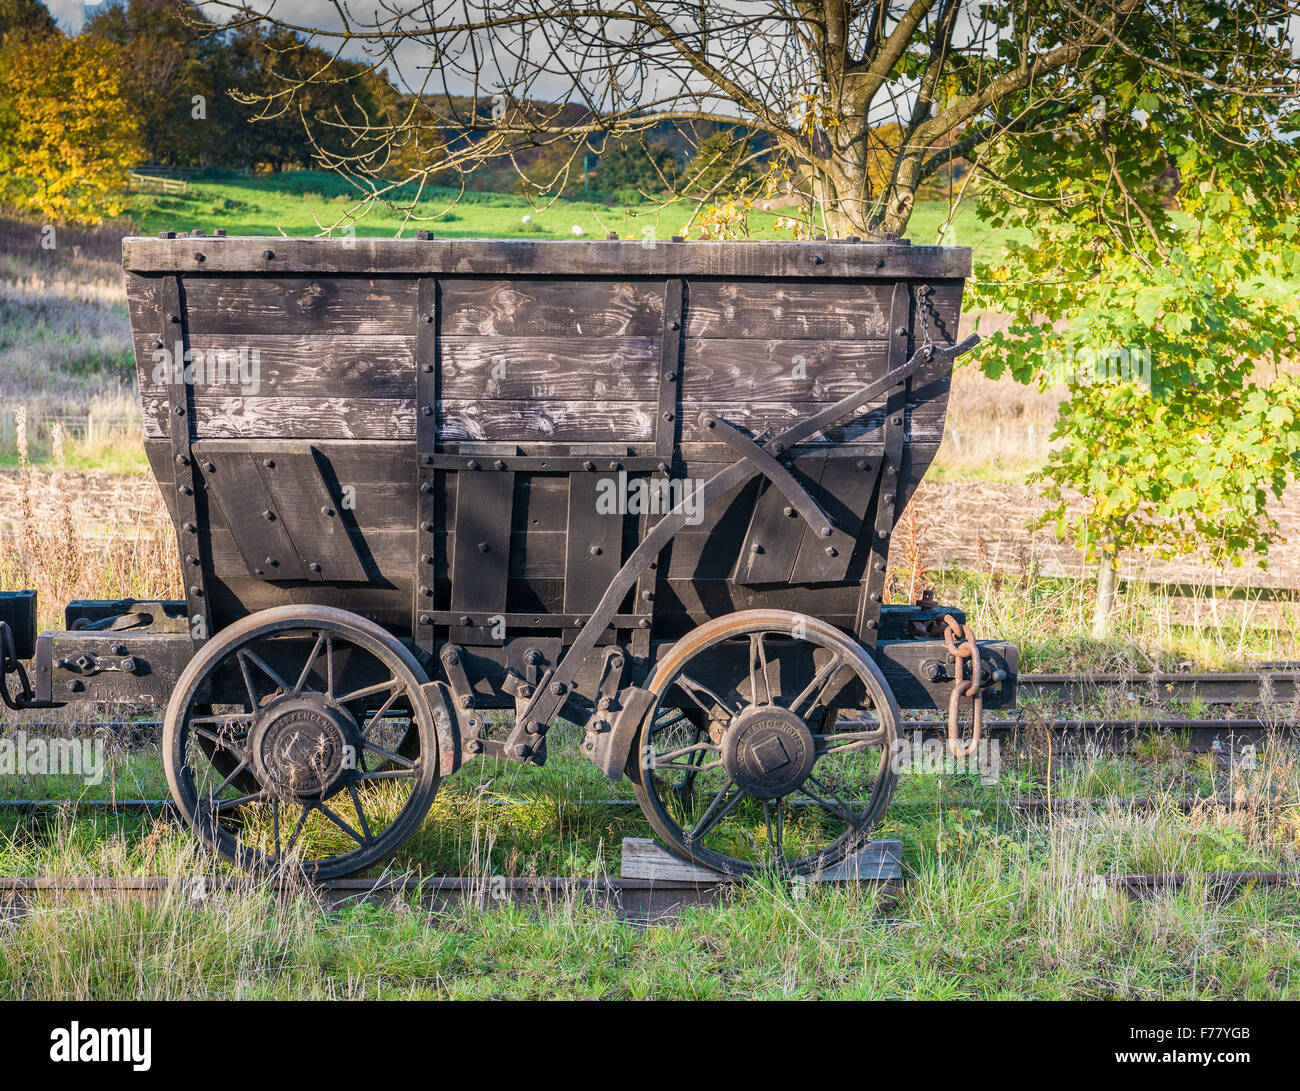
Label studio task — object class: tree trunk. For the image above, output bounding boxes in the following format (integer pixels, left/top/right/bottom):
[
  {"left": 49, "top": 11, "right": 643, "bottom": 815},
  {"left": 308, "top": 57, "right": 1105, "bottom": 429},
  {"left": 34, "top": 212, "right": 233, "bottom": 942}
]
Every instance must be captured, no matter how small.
[{"left": 1092, "top": 542, "right": 1119, "bottom": 638}]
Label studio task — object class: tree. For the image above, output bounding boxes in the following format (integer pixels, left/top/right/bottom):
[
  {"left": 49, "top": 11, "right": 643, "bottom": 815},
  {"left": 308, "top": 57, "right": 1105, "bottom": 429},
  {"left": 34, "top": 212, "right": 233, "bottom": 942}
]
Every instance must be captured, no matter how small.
[
  {"left": 967, "top": 30, "right": 1300, "bottom": 633},
  {"left": 685, "top": 131, "right": 761, "bottom": 197},
  {"left": 0, "top": 0, "right": 55, "bottom": 39},
  {"left": 194, "top": 1, "right": 1300, "bottom": 625},
  {"left": 0, "top": 28, "right": 143, "bottom": 222},
  {"left": 83, "top": 0, "right": 216, "bottom": 167},
  {"left": 195, "top": 0, "right": 1297, "bottom": 237},
  {"left": 594, "top": 138, "right": 680, "bottom": 197}
]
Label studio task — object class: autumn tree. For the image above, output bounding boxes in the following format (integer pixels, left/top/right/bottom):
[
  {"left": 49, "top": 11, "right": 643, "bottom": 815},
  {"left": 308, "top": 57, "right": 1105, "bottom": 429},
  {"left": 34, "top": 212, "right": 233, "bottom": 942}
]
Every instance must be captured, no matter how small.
[{"left": 0, "top": 25, "right": 143, "bottom": 222}]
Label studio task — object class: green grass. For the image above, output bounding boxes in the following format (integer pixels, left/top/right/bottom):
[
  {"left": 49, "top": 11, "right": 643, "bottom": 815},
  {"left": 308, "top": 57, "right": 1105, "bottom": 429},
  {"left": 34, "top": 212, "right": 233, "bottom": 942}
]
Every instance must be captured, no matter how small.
[
  {"left": 126, "top": 170, "right": 1013, "bottom": 249},
  {"left": 1, "top": 724, "right": 1298, "bottom": 998}
]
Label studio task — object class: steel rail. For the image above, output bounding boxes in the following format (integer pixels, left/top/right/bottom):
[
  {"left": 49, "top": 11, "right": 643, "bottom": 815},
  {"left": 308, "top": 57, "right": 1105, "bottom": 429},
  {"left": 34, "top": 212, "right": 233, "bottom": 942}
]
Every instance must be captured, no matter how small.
[{"left": 0, "top": 873, "right": 899, "bottom": 922}]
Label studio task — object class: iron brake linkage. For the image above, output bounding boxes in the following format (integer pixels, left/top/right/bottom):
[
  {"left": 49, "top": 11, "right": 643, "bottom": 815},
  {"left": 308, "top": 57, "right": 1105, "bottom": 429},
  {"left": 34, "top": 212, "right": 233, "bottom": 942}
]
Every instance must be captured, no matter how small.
[{"left": 508, "top": 331, "right": 982, "bottom": 744}]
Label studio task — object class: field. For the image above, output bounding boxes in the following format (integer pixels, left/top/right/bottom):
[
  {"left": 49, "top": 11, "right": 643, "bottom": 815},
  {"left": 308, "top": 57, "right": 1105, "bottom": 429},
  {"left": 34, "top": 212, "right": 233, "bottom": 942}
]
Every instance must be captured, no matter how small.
[{"left": 1, "top": 174, "right": 1299, "bottom": 999}]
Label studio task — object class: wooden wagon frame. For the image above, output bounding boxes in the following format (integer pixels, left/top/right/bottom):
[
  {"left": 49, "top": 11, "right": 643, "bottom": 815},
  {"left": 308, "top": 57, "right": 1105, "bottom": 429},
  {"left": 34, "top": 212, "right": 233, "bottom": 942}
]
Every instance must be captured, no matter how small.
[{"left": 0, "top": 235, "right": 1016, "bottom": 878}]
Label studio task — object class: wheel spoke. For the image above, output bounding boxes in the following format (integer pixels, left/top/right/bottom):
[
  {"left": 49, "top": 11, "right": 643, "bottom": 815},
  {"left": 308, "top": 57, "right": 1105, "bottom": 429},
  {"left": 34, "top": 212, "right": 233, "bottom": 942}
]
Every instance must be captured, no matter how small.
[
  {"left": 292, "top": 632, "right": 327, "bottom": 695},
  {"left": 282, "top": 804, "right": 312, "bottom": 856},
  {"left": 361, "top": 686, "right": 405, "bottom": 740},
  {"left": 675, "top": 672, "right": 738, "bottom": 721},
  {"left": 347, "top": 782, "right": 374, "bottom": 840},
  {"left": 749, "top": 632, "right": 776, "bottom": 706},
  {"left": 652, "top": 740, "right": 719, "bottom": 766},
  {"left": 209, "top": 789, "right": 266, "bottom": 812},
  {"left": 325, "top": 634, "right": 336, "bottom": 700},
  {"left": 688, "top": 781, "right": 744, "bottom": 843},
  {"left": 239, "top": 648, "right": 290, "bottom": 700},
  {"left": 791, "top": 653, "right": 847, "bottom": 716},
  {"left": 361, "top": 740, "right": 415, "bottom": 769},
  {"left": 336, "top": 677, "right": 402, "bottom": 706},
  {"left": 191, "top": 723, "right": 247, "bottom": 758},
  {"left": 209, "top": 758, "right": 252, "bottom": 798},
  {"left": 763, "top": 800, "right": 786, "bottom": 864},
  {"left": 318, "top": 801, "right": 367, "bottom": 845},
  {"left": 352, "top": 767, "right": 415, "bottom": 782},
  {"left": 800, "top": 775, "right": 863, "bottom": 828},
  {"left": 815, "top": 726, "right": 889, "bottom": 754},
  {"left": 190, "top": 712, "right": 254, "bottom": 726}
]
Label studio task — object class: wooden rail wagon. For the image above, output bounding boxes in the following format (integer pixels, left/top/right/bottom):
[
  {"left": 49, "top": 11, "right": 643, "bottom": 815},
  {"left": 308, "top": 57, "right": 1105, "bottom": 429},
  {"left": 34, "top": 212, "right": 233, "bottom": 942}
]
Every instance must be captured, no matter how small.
[{"left": 0, "top": 234, "right": 1016, "bottom": 878}]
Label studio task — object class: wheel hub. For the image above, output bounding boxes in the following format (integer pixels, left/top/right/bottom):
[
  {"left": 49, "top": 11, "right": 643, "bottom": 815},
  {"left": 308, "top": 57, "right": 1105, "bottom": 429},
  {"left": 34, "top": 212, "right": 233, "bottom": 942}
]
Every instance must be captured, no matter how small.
[
  {"left": 248, "top": 696, "right": 358, "bottom": 799},
  {"left": 721, "top": 706, "right": 816, "bottom": 799}
]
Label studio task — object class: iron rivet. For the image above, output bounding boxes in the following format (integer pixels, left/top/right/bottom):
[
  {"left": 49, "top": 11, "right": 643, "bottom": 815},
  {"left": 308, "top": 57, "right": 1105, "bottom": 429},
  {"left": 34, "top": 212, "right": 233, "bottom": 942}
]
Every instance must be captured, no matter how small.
[
  {"left": 421, "top": 552, "right": 433, "bottom": 564},
  {"left": 265, "top": 556, "right": 278, "bottom": 567},
  {"left": 421, "top": 405, "right": 433, "bottom": 416},
  {"left": 420, "top": 521, "right": 434, "bottom": 532},
  {"left": 262, "top": 459, "right": 274, "bottom": 468},
  {"left": 476, "top": 542, "right": 489, "bottom": 553},
  {"left": 309, "top": 562, "right": 322, "bottom": 573},
  {"left": 262, "top": 509, "right": 275, "bottom": 521},
  {"left": 420, "top": 585, "right": 432, "bottom": 596},
  {"left": 589, "top": 545, "right": 602, "bottom": 556},
  {"left": 467, "top": 459, "right": 480, "bottom": 470},
  {"left": 421, "top": 482, "right": 433, "bottom": 494},
  {"left": 493, "top": 459, "right": 507, "bottom": 470},
  {"left": 263, "top": 250, "right": 275, "bottom": 260},
  {"left": 663, "top": 412, "right": 673, "bottom": 421},
  {"left": 419, "top": 613, "right": 432, "bottom": 624},
  {"left": 423, "top": 363, "right": 434, "bottom": 372},
  {"left": 422, "top": 313, "right": 433, "bottom": 323}
]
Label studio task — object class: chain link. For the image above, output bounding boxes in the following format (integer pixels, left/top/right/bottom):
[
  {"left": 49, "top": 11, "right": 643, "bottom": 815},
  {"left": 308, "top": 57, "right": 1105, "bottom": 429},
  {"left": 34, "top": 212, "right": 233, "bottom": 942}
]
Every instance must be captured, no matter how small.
[{"left": 941, "top": 613, "right": 983, "bottom": 758}]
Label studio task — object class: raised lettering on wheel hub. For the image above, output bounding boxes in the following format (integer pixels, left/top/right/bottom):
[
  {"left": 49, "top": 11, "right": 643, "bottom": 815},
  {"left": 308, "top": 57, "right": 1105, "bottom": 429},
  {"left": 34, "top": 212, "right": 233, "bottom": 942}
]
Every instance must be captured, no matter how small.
[{"left": 721, "top": 705, "right": 816, "bottom": 799}]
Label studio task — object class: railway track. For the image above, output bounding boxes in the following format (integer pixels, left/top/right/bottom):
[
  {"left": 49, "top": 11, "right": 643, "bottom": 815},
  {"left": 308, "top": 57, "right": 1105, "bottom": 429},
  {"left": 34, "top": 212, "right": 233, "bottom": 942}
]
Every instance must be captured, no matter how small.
[
  {"left": 0, "top": 873, "right": 898, "bottom": 923},
  {"left": 0, "top": 867, "right": 1294, "bottom": 922}
]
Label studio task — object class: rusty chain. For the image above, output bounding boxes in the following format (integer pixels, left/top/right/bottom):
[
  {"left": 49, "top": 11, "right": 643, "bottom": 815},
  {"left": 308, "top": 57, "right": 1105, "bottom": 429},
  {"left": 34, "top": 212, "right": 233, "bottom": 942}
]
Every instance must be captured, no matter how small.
[{"left": 941, "top": 613, "right": 983, "bottom": 758}]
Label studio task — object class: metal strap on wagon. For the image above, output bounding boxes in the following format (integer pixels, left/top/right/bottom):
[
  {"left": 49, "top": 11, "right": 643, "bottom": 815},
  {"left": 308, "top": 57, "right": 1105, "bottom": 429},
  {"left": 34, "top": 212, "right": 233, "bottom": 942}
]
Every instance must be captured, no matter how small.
[{"left": 504, "top": 328, "right": 982, "bottom": 764}]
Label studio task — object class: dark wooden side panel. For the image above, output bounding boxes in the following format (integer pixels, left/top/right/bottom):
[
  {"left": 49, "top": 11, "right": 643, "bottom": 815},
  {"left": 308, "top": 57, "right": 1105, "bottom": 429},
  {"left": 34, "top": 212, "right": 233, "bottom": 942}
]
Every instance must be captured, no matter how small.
[
  {"left": 440, "top": 280, "right": 664, "bottom": 336},
  {"left": 686, "top": 282, "right": 892, "bottom": 339},
  {"left": 182, "top": 276, "right": 416, "bottom": 334},
  {"left": 451, "top": 471, "right": 514, "bottom": 615},
  {"left": 562, "top": 474, "right": 624, "bottom": 613}
]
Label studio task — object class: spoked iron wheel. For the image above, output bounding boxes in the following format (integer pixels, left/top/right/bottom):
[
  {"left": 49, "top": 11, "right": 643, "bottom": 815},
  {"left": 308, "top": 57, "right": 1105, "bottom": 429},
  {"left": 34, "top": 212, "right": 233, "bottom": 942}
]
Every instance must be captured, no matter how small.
[
  {"left": 631, "top": 609, "right": 900, "bottom": 877},
  {"left": 163, "top": 605, "right": 442, "bottom": 879}
]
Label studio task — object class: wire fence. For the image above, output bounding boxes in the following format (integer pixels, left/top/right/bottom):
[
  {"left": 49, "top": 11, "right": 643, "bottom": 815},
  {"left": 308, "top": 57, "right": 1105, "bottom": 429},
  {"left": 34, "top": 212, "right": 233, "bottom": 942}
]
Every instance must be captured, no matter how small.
[{"left": 0, "top": 410, "right": 140, "bottom": 447}]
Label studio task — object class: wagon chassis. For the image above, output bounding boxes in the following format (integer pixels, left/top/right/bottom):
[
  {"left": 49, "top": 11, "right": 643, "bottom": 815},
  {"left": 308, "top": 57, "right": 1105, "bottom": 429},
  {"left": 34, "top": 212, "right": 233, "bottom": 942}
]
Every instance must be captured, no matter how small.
[{"left": 0, "top": 237, "right": 1017, "bottom": 879}]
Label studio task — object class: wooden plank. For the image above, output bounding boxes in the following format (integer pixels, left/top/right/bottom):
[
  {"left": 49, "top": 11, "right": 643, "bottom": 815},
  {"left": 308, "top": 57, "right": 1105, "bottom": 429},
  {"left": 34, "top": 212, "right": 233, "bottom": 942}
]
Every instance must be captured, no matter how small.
[
  {"left": 451, "top": 472, "right": 514, "bottom": 616},
  {"left": 124, "top": 237, "right": 973, "bottom": 280},
  {"left": 441, "top": 337, "right": 658, "bottom": 401},
  {"left": 680, "top": 339, "right": 891, "bottom": 402},
  {"left": 563, "top": 474, "right": 624, "bottom": 614},
  {"left": 142, "top": 396, "right": 415, "bottom": 440},
  {"left": 686, "top": 282, "right": 892, "bottom": 339},
  {"left": 201, "top": 451, "right": 310, "bottom": 580},
  {"left": 261, "top": 448, "right": 368, "bottom": 581},
  {"left": 440, "top": 280, "right": 664, "bottom": 336},
  {"left": 440, "top": 401, "right": 655, "bottom": 443},
  {"left": 619, "top": 838, "right": 902, "bottom": 881},
  {"left": 181, "top": 276, "right": 416, "bottom": 335},
  {"left": 789, "top": 455, "right": 880, "bottom": 583}
]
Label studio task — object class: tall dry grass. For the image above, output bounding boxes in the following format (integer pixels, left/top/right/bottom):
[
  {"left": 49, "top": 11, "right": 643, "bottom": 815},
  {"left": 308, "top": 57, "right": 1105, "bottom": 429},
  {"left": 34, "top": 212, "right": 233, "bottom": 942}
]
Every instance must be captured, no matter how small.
[{"left": 0, "top": 407, "right": 179, "bottom": 631}]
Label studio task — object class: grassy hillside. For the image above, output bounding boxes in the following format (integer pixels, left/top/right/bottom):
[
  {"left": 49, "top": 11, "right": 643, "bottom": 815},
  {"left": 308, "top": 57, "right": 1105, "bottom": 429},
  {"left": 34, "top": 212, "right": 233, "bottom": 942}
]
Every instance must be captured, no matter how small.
[{"left": 127, "top": 171, "right": 1018, "bottom": 257}]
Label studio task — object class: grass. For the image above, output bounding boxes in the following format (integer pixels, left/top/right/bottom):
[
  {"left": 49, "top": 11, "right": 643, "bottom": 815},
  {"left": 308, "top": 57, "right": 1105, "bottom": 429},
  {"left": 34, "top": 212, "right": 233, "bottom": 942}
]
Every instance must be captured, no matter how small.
[
  {"left": 2, "top": 171, "right": 1299, "bottom": 999},
  {"left": 1, "top": 723, "right": 1298, "bottom": 998}
]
